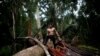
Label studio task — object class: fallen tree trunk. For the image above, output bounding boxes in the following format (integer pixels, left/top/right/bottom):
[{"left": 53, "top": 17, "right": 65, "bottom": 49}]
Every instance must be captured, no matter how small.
[
  {"left": 13, "top": 37, "right": 51, "bottom": 56},
  {"left": 13, "top": 45, "right": 45, "bottom": 56}
]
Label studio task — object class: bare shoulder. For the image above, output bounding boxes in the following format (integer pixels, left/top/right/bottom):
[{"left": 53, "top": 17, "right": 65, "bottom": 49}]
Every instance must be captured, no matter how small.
[{"left": 52, "top": 27, "right": 56, "bottom": 30}]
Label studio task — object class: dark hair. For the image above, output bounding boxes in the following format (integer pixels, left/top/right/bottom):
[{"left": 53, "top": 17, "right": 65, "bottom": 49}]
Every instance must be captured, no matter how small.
[{"left": 47, "top": 23, "right": 54, "bottom": 27}]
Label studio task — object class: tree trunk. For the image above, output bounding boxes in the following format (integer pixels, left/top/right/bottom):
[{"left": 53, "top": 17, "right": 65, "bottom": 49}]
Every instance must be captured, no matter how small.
[
  {"left": 13, "top": 45, "right": 45, "bottom": 56},
  {"left": 12, "top": 11, "right": 16, "bottom": 40},
  {"left": 12, "top": 9, "right": 17, "bottom": 54},
  {"left": 27, "top": 19, "right": 32, "bottom": 36},
  {"left": 13, "top": 37, "right": 51, "bottom": 56}
]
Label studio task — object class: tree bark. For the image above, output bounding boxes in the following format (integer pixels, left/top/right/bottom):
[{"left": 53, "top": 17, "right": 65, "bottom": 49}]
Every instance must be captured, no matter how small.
[
  {"left": 12, "top": 11, "right": 16, "bottom": 40},
  {"left": 27, "top": 19, "right": 32, "bottom": 36},
  {"left": 12, "top": 9, "right": 16, "bottom": 54},
  {"left": 13, "top": 37, "right": 51, "bottom": 56},
  {"left": 13, "top": 45, "right": 45, "bottom": 56}
]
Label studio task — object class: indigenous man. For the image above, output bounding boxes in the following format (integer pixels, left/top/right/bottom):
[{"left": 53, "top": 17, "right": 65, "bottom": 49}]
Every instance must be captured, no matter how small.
[{"left": 44, "top": 23, "right": 61, "bottom": 47}]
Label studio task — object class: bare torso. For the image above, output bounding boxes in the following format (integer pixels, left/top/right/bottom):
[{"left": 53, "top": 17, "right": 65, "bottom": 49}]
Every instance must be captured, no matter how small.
[{"left": 47, "top": 27, "right": 55, "bottom": 36}]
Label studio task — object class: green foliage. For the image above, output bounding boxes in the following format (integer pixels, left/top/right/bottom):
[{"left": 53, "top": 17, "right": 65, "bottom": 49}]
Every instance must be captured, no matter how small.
[{"left": 0, "top": 46, "right": 12, "bottom": 56}]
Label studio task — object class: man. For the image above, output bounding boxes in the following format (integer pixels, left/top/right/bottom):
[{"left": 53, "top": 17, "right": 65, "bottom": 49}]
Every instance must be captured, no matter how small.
[{"left": 44, "top": 23, "right": 61, "bottom": 47}]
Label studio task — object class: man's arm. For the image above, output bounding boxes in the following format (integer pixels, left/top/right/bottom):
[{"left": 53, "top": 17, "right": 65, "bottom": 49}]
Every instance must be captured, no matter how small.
[
  {"left": 54, "top": 28, "right": 61, "bottom": 40},
  {"left": 53, "top": 28, "right": 59, "bottom": 37}
]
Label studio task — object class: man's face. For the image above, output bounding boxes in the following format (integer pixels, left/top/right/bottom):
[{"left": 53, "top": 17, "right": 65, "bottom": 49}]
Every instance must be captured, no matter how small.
[{"left": 49, "top": 24, "right": 52, "bottom": 28}]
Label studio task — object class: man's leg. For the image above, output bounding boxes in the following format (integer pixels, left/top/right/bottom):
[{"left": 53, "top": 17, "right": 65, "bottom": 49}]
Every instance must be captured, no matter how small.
[
  {"left": 43, "top": 36, "right": 49, "bottom": 45},
  {"left": 50, "top": 37, "right": 56, "bottom": 47}
]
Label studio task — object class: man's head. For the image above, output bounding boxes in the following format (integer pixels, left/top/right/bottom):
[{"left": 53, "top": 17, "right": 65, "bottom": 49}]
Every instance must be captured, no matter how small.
[{"left": 48, "top": 23, "right": 53, "bottom": 28}]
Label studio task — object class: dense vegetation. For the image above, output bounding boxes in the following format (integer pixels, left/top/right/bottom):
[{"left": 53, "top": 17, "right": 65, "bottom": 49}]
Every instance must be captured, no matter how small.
[{"left": 0, "top": 0, "right": 100, "bottom": 56}]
